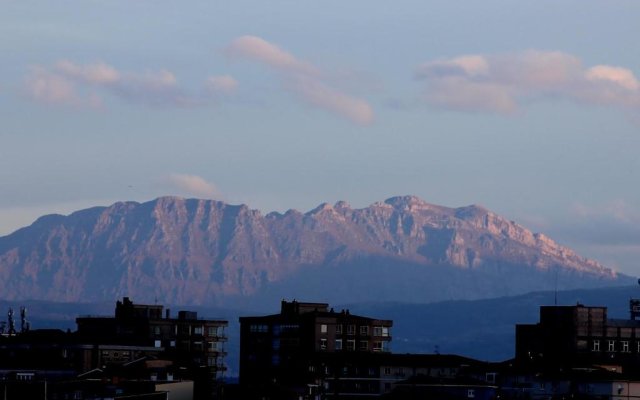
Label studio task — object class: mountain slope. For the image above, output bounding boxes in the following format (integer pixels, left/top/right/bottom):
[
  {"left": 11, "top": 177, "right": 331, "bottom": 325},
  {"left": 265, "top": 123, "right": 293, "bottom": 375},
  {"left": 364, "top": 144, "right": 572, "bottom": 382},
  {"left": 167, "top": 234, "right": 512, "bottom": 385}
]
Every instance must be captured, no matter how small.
[{"left": 0, "top": 196, "right": 631, "bottom": 305}]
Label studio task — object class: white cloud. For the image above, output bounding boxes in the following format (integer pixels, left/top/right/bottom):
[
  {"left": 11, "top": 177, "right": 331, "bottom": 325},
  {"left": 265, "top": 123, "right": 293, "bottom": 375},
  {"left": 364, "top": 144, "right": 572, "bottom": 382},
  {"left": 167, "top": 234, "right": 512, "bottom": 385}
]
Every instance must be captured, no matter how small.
[
  {"left": 226, "top": 35, "right": 374, "bottom": 125},
  {"left": 25, "top": 61, "right": 222, "bottom": 108},
  {"left": 205, "top": 75, "right": 238, "bottom": 94},
  {"left": 25, "top": 66, "right": 102, "bottom": 108},
  {"left": 226, "top": 35, "right": 318, "bottom": 76},
  {"left": 166, "top": 174, "right": 221, "bottom": 199},
  {"left": 416, "top": 50, "right": 640, "bottom": 115},
  {"left": 586, "top": 65, "right": 640, "bottom": 91},
  {"left": 288, "top": 75, "right": 374, "bottom": 125},
  {"left": 55, "top": 60, "right": 120, "bottom": 84}
]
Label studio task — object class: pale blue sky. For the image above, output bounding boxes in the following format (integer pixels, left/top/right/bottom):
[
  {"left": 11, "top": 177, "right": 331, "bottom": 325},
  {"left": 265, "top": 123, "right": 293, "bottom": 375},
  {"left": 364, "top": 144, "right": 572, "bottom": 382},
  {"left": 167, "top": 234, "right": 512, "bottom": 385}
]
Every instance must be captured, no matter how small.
[{"left": 2, "top": 1, "right": 639, "bottom": 274}]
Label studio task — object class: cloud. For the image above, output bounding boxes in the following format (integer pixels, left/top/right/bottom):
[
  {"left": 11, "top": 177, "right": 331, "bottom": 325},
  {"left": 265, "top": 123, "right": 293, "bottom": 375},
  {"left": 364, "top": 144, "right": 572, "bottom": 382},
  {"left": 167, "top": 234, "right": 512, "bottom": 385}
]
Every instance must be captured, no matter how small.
[
  {"left": 416, "top": 50, "right": 640, "bottom": 115},
  {"left": 25, "top": 61, "right": 238, "bottom": 108},
  {"left": 165, "top": 174, "right": 221, "bottom": 199},
  {"left": 226, "top": 35, "right": 374, "bottom": 125},
  {"left": 540, "top": 200, "right": 640, "bottom": 248},
  {"left": 517, "top": 201, "right": 640, "bottom": 275},
  {"left": 586, "top": 65, "right": 640, "bottom": 91},
  {"left": 227, "top": 36, "right": 318, "bottom": 76},
  {"left": 55, "top": 60, "right": 120, "bottom": 84},
  {"left": 24, "top": 66, "right": 102, "bottom": 108},
  {"left": 205, "top": 75, "right": 239, "bottom": 94}
]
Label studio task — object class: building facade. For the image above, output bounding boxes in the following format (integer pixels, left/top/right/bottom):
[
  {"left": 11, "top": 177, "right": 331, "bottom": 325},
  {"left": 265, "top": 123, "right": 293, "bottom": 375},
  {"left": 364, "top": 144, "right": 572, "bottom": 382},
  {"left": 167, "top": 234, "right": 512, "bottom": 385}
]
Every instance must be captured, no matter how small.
[
  {"left": 516, "top": 302, "right": 640, "bottom": 369},
  {"left": 239, "top": 300, "right": 393, "bottom": 399}
]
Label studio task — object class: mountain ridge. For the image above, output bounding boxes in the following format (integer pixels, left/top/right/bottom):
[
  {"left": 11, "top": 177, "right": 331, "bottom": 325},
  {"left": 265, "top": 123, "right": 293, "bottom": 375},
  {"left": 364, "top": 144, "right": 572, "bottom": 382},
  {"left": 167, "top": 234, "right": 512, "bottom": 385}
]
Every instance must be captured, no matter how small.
[{"left": 0, "top": 195, "right": 631, "bottom": 306}]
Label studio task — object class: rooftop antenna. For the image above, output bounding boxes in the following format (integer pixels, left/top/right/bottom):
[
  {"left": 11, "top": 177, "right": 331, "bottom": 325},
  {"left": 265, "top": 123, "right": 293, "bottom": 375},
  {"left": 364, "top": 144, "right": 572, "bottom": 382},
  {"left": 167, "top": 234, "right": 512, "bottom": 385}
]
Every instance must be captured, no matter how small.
[
  {"left": 20, "top": 307, "right": 28, "bottom": 333},
  {"left": 8, "top": 308, "right": 15, "bottom": 335}
]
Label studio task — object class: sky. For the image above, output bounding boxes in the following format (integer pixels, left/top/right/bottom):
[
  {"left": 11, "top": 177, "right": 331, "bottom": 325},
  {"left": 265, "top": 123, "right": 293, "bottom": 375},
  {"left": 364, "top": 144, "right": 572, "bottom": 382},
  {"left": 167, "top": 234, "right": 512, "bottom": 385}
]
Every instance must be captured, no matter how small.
[{"left": 1, "top": 1, "right": 640, "bottom": 275}]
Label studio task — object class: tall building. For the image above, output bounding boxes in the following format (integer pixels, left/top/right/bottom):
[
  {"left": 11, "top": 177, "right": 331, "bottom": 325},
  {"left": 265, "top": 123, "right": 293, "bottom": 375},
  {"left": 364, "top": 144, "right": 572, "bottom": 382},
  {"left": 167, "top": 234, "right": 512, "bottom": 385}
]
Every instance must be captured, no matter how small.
[
  {"left": 76, "top": 297, "right": 228, "bottom": 399},
  {"left": 516, "top": 301, "right": 640, "bottom": 369},
  {"left": 239, "top": 300, "right": 392, "bottom": 399}
]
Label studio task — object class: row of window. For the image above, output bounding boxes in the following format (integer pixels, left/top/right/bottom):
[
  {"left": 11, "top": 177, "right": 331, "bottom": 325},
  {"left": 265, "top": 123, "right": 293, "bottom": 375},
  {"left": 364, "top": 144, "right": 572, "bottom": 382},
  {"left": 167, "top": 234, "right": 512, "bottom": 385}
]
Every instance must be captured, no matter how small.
[
  {"left": 592, "top": 339, "right": 640, "bottom": 353},
  {"left": 320, "top": 338, "right": 389, "bottom": 351},
  {"left": 152, "top": 325, "right": 225, "bottom": 337},
  {"left": 320, "top": 324, "right": 390, "bottom": 336}
]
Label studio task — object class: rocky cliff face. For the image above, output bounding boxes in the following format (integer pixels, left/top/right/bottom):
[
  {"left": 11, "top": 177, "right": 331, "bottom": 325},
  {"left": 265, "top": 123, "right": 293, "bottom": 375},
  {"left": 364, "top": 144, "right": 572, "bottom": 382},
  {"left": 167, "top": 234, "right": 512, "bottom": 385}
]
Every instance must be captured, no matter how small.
[{"left": 0, "top": 196, "right": 628, "bottom": 306}]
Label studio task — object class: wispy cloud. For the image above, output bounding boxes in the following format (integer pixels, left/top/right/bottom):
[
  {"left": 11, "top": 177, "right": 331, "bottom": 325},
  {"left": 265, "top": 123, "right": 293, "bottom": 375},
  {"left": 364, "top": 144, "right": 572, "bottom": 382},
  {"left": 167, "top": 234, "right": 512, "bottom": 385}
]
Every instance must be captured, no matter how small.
[
  {"left": 226, "top": 35, "right": 374, "bottom": 125},
  {"left": 415, "top": 50, "right": 640, "bottom": 115},
  {"left": 205, "top": 75, "right": 239, "bottom": 95},
  {"left": 165, "top": 174, "right": 221, "bottom": 199},
  {"left": 24, "top": 60, "right": 237, "bottom": 108}
]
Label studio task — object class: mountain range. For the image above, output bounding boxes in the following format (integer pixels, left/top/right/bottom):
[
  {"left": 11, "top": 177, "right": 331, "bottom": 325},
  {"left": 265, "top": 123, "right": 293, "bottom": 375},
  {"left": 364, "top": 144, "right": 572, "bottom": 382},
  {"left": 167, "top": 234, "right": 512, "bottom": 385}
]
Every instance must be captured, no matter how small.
[{"left": 0, "top": 195, "right": 632, "bottom": 306}]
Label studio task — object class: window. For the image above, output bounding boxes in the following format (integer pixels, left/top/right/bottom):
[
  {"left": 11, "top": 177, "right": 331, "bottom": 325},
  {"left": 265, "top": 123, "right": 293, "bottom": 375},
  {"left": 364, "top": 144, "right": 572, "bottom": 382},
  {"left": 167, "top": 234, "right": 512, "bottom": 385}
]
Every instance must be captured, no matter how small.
[
  {"left": 468, "top": 389, "right": 475, "bottom": 398},
  {"left": 208, "top": 341, "right": 221, "bottom": 351},
  {"left": 592, "top": 340, "right": 600, "bottom": 352},
  {"left": 335, "top": 339, "right": 343, "bottom": 350},
  {"left": 383, "top": 367, "right": 391, "bottom": 375},
  {"left": 382, "top": 327, "right": 390, "bottom": 337},
  {"left": 272, "top": 339, "right": 280, "bottom": 350},
  {"left": 154, "top": 340, "right": 161, "bottom": 348},
  {"left": 347, "top": 325, "right": 356, "bottom": 335},
  {"left": 321, "top": 324, "right": 328, "bottom": 333},
  {"left": 320, "top": 338, "right": 327, "bottom": 350},
  {"left": 347, "top": 339, "right": 356, "bottom": 351},
  {"left": 193, "top": 326, "right": 203, "bottom": 335},
  {"left": 608, "top": 340, "right": 616, "bottom": 352},
  {"left": 486, "top": 373, "right": 496, "bottom": 384},
  {"left": 374, "top": 326, "right": 383, "bottom": 336},
  {"left": 153, "top": 326, "right": 161, "bottom": 335},
  {"left": 208, "top": 326, "right": 221, "bottom": 336},
  {"left": 360, "top": 326, "right": 369, "bottom": 335},
  {"left": 623, "top": 341, "right": 630, "bottom": 352},
  {"left": 272, "top": 355, "right": 280, "bottom": 366},
  {"left": 373, "top": 341, "right": 383, "bottom": 351},
  {"left": 250, "top": 324, "right": 269, "bottom": 333},
  {"left": 359, "top": 340, "right": 368, "bottom": 350},
  {"left": 336, "top": 324, "right": 343, "bottom": 334},
  {"left": 397, "top": 367, "right": 404, "bottom": 376}
]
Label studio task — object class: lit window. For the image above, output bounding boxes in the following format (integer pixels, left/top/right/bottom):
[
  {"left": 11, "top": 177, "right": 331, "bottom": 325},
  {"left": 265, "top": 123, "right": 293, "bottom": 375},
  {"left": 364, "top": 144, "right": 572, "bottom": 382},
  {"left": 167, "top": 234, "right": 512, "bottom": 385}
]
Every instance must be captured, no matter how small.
[
  {"left": 335, "top": 339, "right": 343, "bottom": 350},
  {"left": 321, "top": 324, "right": 328, "bottom": 333},
  {"left": 320, "top": 338, "right": 327, "bottom": 350},
  {"left": 608, "top": 340, "right": 616, "bottom": 352},
  {"left": 623, "top": 341, "right": 630, "bottom": 352},
  {"left": 592, "top": 340, "right": 600, "bottom": 352}
]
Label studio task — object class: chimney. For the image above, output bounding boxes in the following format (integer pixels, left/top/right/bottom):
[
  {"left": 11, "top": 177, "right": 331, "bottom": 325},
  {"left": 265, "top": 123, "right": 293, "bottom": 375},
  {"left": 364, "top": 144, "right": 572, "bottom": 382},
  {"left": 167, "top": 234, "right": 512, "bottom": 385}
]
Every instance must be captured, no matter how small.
[{"left": 166, "top": 309, "right": 171, "bottom": 319}]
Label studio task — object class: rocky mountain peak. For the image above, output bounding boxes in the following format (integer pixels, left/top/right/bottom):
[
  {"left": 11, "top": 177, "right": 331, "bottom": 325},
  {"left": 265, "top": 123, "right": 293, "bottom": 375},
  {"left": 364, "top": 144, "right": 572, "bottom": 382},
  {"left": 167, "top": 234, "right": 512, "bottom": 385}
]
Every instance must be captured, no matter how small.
[{"left": 0, "top": 196, "right": 630, "bottom": 306}]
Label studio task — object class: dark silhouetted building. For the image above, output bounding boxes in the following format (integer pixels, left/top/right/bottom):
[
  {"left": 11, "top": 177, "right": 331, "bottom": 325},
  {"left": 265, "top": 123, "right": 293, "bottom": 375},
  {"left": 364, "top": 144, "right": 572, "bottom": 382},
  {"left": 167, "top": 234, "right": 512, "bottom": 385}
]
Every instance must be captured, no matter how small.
[{"left": 239, "top": 300, "right": 392, "bottom": 399}]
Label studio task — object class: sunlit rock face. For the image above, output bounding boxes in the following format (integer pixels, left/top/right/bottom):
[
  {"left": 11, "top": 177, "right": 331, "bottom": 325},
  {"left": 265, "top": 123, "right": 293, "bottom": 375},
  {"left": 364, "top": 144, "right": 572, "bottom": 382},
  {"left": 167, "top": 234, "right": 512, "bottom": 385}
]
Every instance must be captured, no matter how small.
[{"left": 0, "top": 196, "right": 628, "bottom": 306}]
